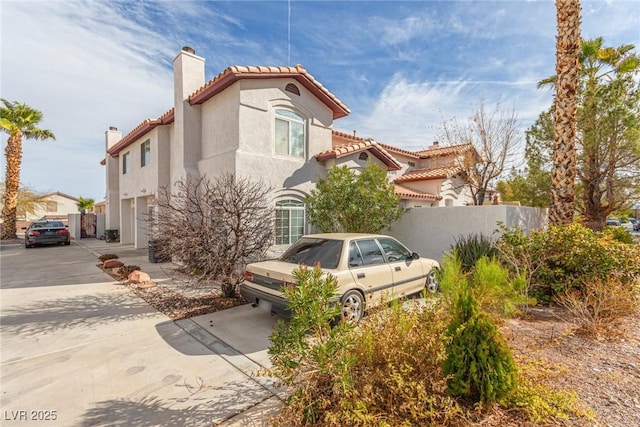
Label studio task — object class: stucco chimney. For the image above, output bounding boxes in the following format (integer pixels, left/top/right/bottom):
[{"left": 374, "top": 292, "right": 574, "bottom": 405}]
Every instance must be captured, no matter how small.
[
  {"left": 172, "top": 46, "right": 205, "bottom": 182},
  {"left": 105, "top": 126, "right": 122, "bottom": 150}
]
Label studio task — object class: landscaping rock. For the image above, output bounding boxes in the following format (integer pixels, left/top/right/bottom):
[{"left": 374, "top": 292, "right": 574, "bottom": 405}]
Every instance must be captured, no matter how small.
[
  {"left": 103, "top": 259, "right": 124, "bottom": 269},
  {"left": 128, "top": 270, "right": 151, "bottom": 284}
]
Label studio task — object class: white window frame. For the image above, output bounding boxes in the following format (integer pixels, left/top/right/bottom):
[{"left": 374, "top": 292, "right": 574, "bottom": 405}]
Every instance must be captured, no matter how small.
[
  {"left": 141, "top": 139, "right": 150, "bottom": 167},
  {"left": 275, "top": 109, "right": 306, "bottom": 158},
  {"left": 122, "top": 152, "right": 130, "bottom": 174},
  {"left": 275, "top": 199, "right": 306, "bottom": 245}
]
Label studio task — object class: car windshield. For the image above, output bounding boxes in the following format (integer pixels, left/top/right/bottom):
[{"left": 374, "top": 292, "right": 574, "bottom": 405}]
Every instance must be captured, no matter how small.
[{"left": 280, "top": 237, "right": 343, "bottom": 269}]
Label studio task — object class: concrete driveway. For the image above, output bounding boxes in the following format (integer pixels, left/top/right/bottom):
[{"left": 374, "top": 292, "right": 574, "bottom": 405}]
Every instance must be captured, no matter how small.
[{"left": 0, "top": 240, "right": 283, "bottom": 426}]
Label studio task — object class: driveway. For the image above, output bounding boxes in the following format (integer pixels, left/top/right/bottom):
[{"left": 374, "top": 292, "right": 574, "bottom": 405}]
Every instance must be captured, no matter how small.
[{"left": 0, "top": 240, "right": 282, "bottom": 426}]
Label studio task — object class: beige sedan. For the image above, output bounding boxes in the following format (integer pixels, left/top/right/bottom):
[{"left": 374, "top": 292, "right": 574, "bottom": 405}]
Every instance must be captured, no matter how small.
[{"left": 239, "top": 233, "right": 440, "bottom": 322}]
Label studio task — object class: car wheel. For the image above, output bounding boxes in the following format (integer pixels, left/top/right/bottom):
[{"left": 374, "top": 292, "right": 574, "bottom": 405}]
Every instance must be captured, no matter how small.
[
  {"left": 426, "top": 269, "right": 439, "bottom": 292},
  {"left": 25, "top": 242, "right": 32, "bottom": 249},
  {"left": 64, "top": 241, "right": 70, "bottom": 245},
  {"left": 341, "top": 290, "right": 365, "bottom": 323}
]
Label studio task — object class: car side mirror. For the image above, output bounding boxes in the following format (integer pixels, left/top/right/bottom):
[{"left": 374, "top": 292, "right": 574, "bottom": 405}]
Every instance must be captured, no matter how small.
[{"left": 411, "top": 252, "right": 419, "bottom": 260}]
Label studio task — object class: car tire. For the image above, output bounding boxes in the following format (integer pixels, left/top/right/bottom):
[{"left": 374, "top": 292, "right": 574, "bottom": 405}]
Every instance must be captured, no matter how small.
[
  {"left": 426, "top": 269, "right": 439, "bottom": 292},
  {"left": 341, "top": 290, "right": 365, "bottom": 323},
  {"left": 64, "top": 241, "right": 70, "bottom": 245},
  {"left": 25, "top": 243, "right": 32, "bottom": 249}
]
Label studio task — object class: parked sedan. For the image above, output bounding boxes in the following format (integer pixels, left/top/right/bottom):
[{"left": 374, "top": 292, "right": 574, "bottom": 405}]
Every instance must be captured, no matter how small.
[
  {"left": 24, "top": 220, "right": 70, "bottom": 248},
  {"left": 239, "top": 233, "right": 440, "bottom": 322}
]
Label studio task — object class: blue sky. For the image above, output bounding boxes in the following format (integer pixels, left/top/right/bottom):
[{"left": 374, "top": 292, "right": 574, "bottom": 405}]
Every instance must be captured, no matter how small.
[{"left": 2, "top": 0, "right": 639, "bottom": 201}]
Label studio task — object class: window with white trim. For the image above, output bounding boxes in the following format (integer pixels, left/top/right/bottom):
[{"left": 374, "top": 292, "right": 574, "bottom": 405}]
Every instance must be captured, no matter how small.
[
  {"left": 141, "top": 139, "right": 150, "bottom": 167},
  {"left": 275, "top": 109, "right": 305, "bottom": 158},
  {"left": 275, "top": 199, "right": 305, "bottom": 245},
  {"left": 123, "top": 152, "right": 130, "bottom": 174}
]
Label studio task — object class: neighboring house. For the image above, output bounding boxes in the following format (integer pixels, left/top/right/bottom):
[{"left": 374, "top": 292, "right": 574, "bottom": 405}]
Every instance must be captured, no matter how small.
[
  {"left": 317, "top": 131, "right": 480, "bottom": 208},
  {"left": 102, "top": 47, "right": 483, "bottom": 249},
  {"left": 93, "top": 200, "right": 106, "bottom": 214},
  {"left": 20, "top": 191, "right": 79, "bottom": 222},
  {"left": 8, "top": 191, "right": 79, "bottom": 234}
]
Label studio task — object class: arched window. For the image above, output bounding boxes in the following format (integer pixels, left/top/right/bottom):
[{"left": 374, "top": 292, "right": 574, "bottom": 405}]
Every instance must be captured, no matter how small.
[
  {"left": 275, "top": 199, "right": 305, "bottom": 245},
  {"left": 275, "top": 109, "right": 305, "bottom": 158},
  {"left": 358, "top": 152, "right": 369, "bottom": 161}
]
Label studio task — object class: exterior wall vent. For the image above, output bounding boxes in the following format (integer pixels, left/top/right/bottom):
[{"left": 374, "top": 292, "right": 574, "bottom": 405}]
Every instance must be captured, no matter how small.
[{"left": 285, "top": 83, "right": 300, "bottom": 96}]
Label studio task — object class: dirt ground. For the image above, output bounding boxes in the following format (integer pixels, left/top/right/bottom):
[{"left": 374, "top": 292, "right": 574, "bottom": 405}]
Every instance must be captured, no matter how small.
[{"left": 499, "top": 306, "right": 640, "bottom": 427}]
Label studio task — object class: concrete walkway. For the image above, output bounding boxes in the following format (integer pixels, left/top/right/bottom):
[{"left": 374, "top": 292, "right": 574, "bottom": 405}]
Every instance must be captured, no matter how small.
[{"left": 0, "top": 238, "right": 283, "bottom": 426}]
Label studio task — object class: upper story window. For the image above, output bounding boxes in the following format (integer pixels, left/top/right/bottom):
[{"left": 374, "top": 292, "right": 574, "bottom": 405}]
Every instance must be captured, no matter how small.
[
  {"left": 141, "top": 139, "right": 150, "bottom": 167},
  {"left": 275, "top": 109, "right": 305, "bottom": 158},
  {"left": 46, "top": 201, "right": 58, "bottom": 212},
  {"left": 123, "top": 152, "right": 130, "bottom": 174}
]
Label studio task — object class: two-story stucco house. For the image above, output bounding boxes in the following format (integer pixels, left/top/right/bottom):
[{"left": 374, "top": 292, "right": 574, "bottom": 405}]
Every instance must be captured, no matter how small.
[{"left": 103, "top": 47, "right": 481, "bottom": 249}]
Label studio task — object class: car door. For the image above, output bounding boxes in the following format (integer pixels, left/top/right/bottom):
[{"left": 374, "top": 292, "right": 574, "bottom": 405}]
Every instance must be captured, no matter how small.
[
  {"left": 377, "top": 237, "right": 425, "bottom": 297},
  {"left": 348, "top": 239, "right": 393, "bottom": 306}
]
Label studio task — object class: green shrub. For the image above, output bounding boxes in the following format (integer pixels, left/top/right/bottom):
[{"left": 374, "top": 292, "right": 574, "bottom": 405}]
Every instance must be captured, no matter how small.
[
  {"left": 267, "top": 266, "right": 355, "bottom": 425},
  {"left": 451, "top": 233, "right": 497, "bottom": 272},
  {"left": 496, "top": 222, "right": 640, "bottom": 297},
  {"left": 471, "top": 257, "right": 532, "bottom": 317},
  {"left": 99, "top": 253, "right": 119, "bottom": 262},
  {"left": 439, "top": 253, "right": 532, "bottom": 318},
  {"left": 443, "top": 282, "right": 517, "bottom": 406},
  {"left": 602, "top": 225, "right": 633, "bottom": 244},
  {"left": 267, "top": 266, "right": 463, "bottom": 426}
]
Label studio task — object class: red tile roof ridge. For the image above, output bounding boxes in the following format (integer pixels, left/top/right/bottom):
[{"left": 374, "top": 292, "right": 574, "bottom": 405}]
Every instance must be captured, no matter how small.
[
  {"left": 188, "top": 64, "right": 349, "bottom": 119},
  {"left": 416, "top": 142, "right": 475, "bottom": 157},
  {"left": 395, "top": 166, "right": 462, "bottom": 183},
  {"left": 394, "top": 184, "right": 442, "bottom": 201}
]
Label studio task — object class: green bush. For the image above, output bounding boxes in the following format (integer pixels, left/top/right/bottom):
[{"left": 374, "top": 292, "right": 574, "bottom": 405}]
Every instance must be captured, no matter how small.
[
  {"left": 451, "top": 233, "right": 497, "bottom": 272},
  {"left": 439, "top": 253, "right": 532, "bottom": 318},
  {"left": 443, "top": 287, "right": 517, "bottom": 406},
  {"left": 496, "top": 222, "right": 640, "bottom": 297},
  {"left": 602, "top": 225, "right": 633, "bottom": 244}
]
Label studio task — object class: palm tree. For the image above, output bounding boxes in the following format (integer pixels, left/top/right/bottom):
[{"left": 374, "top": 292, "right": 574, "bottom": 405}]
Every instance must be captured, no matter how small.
[
  {"left": 547, "top": 0, "right": 581, "bottom": 226},
  {"left": 76, "top": 196, "right": 95, "bottom": 214},
  {"left": 0, "top": 99, "right": 55, "bottom": 240}
]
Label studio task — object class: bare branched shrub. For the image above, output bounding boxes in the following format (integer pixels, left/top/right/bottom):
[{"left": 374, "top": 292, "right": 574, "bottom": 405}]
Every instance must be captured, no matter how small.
[
  {"left": 148, "top": 173, "right": 274, "bottom": 297},
  {"left": 554, "top": 276, "right": 640, "bottom": 337}
]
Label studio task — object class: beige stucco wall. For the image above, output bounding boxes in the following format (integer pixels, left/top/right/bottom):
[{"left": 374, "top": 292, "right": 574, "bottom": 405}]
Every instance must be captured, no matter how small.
[{"left": 388, "top": 205, "right": 548, "bottom": 262}]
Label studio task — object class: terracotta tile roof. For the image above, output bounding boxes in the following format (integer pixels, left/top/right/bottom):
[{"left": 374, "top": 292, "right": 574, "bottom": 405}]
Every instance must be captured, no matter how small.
[
  {"left": 394, "top": 184, "right": 442, "bottom": 201},
  {"left": 189, "top": 64, "right": 350, "bottom": 120},
  {"left": 379, "top": 142, "right": 480, "bottom": 161},
  {"left": 394, "top": 166, "right": 463, "bottom": 183},
  {"left": 107, "top": 108, "right": 174, "bottom": 156},
  {"left": 331, "top": 130, "right": 370, "bottom": 146},
  {"left": 315, "top": 139, "right": 401, "bottom": 170},
  {"left": 377, "top": 143, "right": 422, "bottom": 159},
  {"left": 416, "top": 142, "right": 476, "bottom": 158}
]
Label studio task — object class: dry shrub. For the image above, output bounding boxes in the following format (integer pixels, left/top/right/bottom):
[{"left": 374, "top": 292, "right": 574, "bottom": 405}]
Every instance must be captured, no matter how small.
[
  {"left": 98, "top": 253, "right": 119, "bottom": 262},
  {"left": 555, "top": 276, "right": 640, "bottom": 337},
  {"left": 118, "top": 265, "right": 141, "bottom": 279},
  {"left": 148, "top": 174, "right": 274, "bottom": 297}
]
